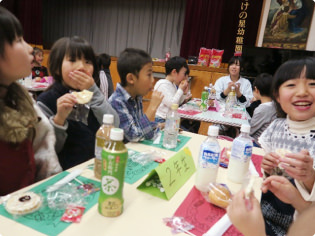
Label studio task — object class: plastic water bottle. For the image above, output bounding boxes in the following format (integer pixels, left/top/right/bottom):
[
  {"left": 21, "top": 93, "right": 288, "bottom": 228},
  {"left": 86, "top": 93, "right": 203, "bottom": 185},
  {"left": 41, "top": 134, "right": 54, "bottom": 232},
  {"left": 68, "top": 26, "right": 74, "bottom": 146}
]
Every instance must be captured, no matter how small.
[
  {"left": 94, "top": 114, "right": 114, "bottom": 179},
  {"left": 224, "top": 86, "right": 236, "bottom": 117},
  {"left": 227, "top": 124, "right": 253, "bottom": 183},
  {"left": 163, "top": 104, "right": 180, "bottom": 149},
  {"left": 195, "top": 125, "right": 221, "bottom": 192}
]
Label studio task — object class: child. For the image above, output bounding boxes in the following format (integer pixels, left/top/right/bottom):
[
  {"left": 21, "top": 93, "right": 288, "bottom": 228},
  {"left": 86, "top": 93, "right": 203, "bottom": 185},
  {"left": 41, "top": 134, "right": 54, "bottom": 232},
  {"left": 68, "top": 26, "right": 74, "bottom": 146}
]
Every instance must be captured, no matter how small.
[
  {"left": 109, "top": 48, "right": 163, "bottom": 142},
  {"left": 250, "top": 73, "right": 277, "bottom": 146},
  {"left": 0, "top": 6, "right": 61, "bottom": 195},
  {"left": 258, "top": 57, "right": 315, "bottom": 236},
  {"left": 96, "top": 53, "right": 114, "bottom": 99},
  {"left": 32, "top": 46, "right": 48, "bottom": 80},
  {"left": 154, "top": 56, "right": 191, "bottom": 123},
  {"left": 37, "top": 36, "right": 119, "bottom": 170}
]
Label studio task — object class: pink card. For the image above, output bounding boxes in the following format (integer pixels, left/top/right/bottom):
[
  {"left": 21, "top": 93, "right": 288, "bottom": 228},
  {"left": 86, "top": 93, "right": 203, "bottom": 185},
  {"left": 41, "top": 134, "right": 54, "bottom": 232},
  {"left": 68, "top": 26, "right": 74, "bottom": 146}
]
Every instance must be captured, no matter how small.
[{"left": 172, "top": 187, "right": 242, "bottom": 236}]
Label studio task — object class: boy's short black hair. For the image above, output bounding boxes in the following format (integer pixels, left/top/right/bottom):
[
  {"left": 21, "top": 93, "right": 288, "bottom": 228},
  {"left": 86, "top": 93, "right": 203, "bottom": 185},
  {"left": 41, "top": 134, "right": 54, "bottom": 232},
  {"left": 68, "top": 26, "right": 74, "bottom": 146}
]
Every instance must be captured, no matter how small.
[
  {"left": 272, "top": 57, "right": 315, "bottom": 118},
  {"left": 97, "top": 53, "right": 111, "bottom": 70},
  {"left": 0, "top": 6, "right": 23, "bottom": 57},
  {"left": 117, "top": 48, "right": 152, "bottom": 87},
  {"left": 48, "top": 36, "right": 99, "bottom": 86},
  {"left": 165, "top": 56, "right": 190, "bottom": 76},
  {"left": 253, "top": 73, "right": 273, "bottom": 97}
]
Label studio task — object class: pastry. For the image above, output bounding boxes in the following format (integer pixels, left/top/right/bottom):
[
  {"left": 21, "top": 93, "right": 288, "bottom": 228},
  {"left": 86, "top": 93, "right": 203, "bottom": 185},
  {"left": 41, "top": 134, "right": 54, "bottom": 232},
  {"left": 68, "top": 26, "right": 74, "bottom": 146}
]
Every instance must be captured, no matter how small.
[
  {"left": 72, "top": 90, "right": 93, "bottom": 104},
  {"left": 208, "top": 183, "right": 231, "bottom": 208},
  {"left": 5, "top": 192, "right": 42, "bottom": 215}
]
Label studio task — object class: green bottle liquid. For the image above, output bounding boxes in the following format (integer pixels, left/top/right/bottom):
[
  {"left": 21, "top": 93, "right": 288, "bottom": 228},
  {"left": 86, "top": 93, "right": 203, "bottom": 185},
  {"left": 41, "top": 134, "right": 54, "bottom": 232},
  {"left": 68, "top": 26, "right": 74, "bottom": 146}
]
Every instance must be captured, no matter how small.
[
  {"left": 200, "top": 86, "right": 209, "bottom": 111},
  {"left": 98, "top": 128, "right": 128, "bottom": 217}
]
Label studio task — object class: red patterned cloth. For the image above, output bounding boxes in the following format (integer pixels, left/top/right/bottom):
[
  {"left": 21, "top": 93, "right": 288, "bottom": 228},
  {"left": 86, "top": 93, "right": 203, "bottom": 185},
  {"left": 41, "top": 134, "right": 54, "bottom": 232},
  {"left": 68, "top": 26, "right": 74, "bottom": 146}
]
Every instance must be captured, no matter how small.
[
  {"left": 172, "top": 187, "right": 242, "bottom": 236},
  {"left": 178, "top": 109, "right": 201, "bottom": 116}
]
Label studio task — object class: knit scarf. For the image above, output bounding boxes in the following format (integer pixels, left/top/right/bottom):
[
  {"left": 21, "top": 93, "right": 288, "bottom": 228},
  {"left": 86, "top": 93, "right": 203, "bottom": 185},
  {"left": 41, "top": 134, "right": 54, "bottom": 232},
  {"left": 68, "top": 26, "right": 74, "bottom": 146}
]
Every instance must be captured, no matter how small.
[{"left": 0, "top": 83, "right": 38, "bottom": 143}]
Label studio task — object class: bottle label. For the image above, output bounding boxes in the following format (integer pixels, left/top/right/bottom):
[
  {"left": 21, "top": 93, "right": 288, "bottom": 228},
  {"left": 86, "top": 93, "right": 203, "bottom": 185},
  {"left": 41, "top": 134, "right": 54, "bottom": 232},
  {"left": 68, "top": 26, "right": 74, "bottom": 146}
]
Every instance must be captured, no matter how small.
[
  {"left": 101, "top": 175, "right": 120, "bottom": 195},
  {"left": 201, "top": 149, "right": 220, "bottom": 166},
  {"left": 231, "top": 139, "right": 252, "bottom": 163},
  {"left": 100, "top": 198, "right": 123, "bottom": 217}
]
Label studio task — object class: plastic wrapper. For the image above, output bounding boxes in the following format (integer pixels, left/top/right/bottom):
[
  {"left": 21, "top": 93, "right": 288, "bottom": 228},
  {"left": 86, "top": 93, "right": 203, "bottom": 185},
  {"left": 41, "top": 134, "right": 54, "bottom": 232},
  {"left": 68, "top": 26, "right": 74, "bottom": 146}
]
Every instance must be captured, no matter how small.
[
  {"left": 61, "top": 205, "right": 86, "bottom": 223},
  {"left": 2, "top": 191, "right": 43, "bottom": 218},
  {"left": 197, "top": 47, "right": 212, "bottom": 66},
  {"left": 47, "top": 183, "right": 88, "bottom": 210},
  {"left": 271, "top": 148, "right": 291, "bottom": 177},
  {"left": 163, "top": 216, "right": 195, "bottom": 234},
  {"left": 209, "top": 49, "right": 224, "bottom": 68},
  {"left": 203, "top": 183, "right": 232, "bottom": 209},
  {"left": 128, "top": 149, "right": 166, "bottom": 165},
  {"left": 67, "top": 103, "right": 90, "bottom": 125}
]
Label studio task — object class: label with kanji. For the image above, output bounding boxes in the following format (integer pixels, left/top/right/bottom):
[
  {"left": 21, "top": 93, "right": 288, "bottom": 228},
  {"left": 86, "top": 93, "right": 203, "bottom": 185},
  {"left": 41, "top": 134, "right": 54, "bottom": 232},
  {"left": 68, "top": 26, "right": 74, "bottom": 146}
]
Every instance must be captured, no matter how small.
[{"left": 137, "top": 147, "right": 196, "bottom": 200}]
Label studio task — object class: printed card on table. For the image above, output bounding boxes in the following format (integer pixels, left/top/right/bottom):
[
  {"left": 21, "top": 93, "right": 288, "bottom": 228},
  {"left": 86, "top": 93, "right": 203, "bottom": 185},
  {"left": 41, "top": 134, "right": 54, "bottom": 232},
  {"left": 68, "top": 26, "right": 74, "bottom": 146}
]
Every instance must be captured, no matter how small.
[{"left": 137, "top": 147, "right": 196, "bottom": 200}]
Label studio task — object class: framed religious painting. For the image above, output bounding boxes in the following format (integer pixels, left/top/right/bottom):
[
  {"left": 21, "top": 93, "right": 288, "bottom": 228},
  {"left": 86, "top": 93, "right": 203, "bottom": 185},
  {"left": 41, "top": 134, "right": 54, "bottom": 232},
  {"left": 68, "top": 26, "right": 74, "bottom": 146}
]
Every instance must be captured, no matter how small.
[{"left": 262, "top": 0, "right": 314, "bottom": 49}]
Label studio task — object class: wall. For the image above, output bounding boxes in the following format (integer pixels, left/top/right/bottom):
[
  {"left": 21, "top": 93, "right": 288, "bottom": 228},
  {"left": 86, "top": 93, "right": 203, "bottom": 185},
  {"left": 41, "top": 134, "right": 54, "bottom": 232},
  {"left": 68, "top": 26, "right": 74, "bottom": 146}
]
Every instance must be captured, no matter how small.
[{"left": 257, "top": 0, "right": 315, "bottom": 50}]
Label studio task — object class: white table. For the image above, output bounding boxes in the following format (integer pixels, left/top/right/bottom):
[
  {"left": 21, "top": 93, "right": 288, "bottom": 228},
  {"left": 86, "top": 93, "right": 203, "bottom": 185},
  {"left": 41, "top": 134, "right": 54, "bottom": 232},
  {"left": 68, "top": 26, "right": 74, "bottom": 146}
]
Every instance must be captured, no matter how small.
[
  {"left": 0, "top": 131, "right": 263, "bottom": 236},
  {"left": 179, "top": 99, "right": 250, "bottom": 135}
]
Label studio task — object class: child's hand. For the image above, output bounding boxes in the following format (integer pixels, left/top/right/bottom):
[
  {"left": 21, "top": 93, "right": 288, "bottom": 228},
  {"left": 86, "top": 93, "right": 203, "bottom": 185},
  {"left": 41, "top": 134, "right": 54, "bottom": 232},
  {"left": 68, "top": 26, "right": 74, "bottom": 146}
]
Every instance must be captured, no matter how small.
[
  {"left": 227, "top": 190, "right": 266, "bottom": 236},
  {"left": 69, "top": 70, "right": 94, "bottom": 90},
  {"left": 145, "top": 91, "right": 164, "bottom": 121},
  {"left": 54, "top": 93, "right": 77, "bottom": 126},
  {"left": 179, "top": 80, "right": 188, "bottom": 92},
  {"left": 149, "top": 90, "right": 164, "bottom": 110},
  {"left": 261, "top": 152, "right": 280, "bottom": 175},
  {"left": 261, "top": 175, "right": 311, "bottom": 213},
  {"left": 279, "top": 149, "right": 315, "bottom": 192},
  {"left": 262, "top": 176, "right": 298, "bottom": 204},
  {"left": 184, "top": 93, "right": 192, "bottom": 103}
]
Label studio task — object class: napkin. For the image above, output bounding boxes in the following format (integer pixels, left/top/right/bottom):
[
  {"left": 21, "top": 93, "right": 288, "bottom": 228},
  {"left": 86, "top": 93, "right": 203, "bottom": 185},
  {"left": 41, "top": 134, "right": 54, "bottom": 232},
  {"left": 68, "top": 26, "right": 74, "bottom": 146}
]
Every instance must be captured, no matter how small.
[
  {"left": 202, "top": 214, "right": 232, "bottom": 236},
  {"left": 249, "top": 159, "right": 259, "bottom": 177}
]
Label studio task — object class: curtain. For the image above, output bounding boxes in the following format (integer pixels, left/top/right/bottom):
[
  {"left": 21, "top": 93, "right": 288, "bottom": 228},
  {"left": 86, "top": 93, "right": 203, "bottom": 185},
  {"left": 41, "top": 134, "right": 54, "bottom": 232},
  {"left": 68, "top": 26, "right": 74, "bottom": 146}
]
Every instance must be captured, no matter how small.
[
  {"left": 180, "top": 0, "right": 224, "bottom": 59},
  {"left": 42, "top": 0, "right": 186, "bottom": 58},
  {"left": 1, "top": 0, "right": 43, "bottom": 45}
]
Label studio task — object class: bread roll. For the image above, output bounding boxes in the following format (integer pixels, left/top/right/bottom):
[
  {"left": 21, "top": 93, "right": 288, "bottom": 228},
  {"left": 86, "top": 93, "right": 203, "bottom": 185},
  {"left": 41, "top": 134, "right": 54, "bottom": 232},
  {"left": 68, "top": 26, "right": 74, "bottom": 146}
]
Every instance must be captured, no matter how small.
[{"left": 208, "top": 183, "right": 231, "bottom": 208}]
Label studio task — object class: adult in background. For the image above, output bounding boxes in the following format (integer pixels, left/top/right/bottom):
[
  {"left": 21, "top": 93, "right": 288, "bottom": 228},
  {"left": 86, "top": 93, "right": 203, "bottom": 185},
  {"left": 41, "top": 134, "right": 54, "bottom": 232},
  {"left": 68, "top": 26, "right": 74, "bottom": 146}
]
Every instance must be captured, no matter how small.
[{"left": 214, "top": 56, "right": 253, "bottom": 108}]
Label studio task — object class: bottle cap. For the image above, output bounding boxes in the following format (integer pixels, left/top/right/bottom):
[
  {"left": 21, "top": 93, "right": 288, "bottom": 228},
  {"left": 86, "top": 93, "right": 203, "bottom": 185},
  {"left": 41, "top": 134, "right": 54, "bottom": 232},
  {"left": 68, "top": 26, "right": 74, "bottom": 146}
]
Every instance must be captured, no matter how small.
[
  {"left": 208, "top": 125, "right": 219, "bottom": 136},
  {"left": 240, "top": 124, "right": 251, "bottom": 133},
  {"left": 103, "top": 114, "right": 114, "bottom": 124},
  {"left": 231, "top": 86, "right": 235, "bottom": 90},
  {"left": 110, "top": 128, "right": 124, "bottom": 141},
  {"left": 171, "top": 104, "right": 178, "bottom": 110}
]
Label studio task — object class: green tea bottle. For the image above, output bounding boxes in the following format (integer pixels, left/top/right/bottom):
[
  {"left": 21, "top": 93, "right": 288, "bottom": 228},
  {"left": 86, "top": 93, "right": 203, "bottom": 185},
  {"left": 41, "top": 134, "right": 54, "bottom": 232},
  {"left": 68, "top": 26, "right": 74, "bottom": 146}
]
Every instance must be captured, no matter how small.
[{"left": 98, "top": 128, "right": 128, "bottom": 217}]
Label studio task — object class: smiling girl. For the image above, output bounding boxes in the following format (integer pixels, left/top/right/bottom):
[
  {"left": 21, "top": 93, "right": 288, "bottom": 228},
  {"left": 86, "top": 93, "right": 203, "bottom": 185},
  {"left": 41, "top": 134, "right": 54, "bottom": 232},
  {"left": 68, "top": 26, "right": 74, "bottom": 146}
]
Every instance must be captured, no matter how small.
[{"left": 259, "top": 57, "right": 315, "bottom": 236}]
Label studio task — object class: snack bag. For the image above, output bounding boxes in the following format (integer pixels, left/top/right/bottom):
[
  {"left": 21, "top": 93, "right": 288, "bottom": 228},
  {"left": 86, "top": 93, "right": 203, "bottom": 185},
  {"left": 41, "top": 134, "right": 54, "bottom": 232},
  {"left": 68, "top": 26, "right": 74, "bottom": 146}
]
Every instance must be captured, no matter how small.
[
  {"left": 209, "top": 49, "right": 224, "bottom": 68},
  {"left": 197, "top": 47, "right": 212, "bottom": 66}
]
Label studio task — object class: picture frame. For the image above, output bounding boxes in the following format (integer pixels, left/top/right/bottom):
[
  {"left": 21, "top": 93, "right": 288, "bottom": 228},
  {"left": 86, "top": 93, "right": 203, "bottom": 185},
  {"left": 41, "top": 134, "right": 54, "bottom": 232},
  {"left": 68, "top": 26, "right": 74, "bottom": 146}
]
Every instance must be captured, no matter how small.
[{"left": 262, "top": 0, "right": 314, "bottom": 49}]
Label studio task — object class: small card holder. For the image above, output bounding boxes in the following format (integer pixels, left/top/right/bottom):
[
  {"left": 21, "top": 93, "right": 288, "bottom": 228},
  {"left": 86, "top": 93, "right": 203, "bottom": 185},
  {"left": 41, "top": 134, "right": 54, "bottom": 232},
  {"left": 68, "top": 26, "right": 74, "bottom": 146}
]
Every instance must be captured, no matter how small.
[{"left": 137, "top": 147, "right": 196, "bottom": 200}]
